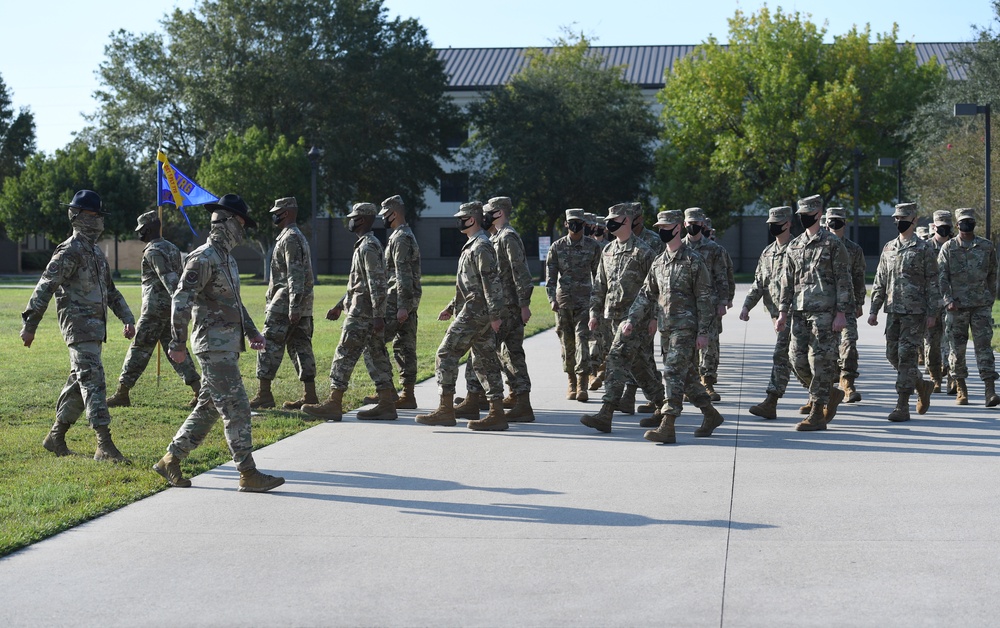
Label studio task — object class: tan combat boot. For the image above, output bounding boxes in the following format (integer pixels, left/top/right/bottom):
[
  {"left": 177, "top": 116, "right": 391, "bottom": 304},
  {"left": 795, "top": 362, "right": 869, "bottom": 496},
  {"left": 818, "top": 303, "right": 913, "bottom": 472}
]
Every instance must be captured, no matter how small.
[
  {"left": 617, "top": 384, "right": 636, "bottom": 415},
  {"left": 502, "top": 392, "right": 518, "bottom": 409},
  {"left": 576, "top": 375, "right": 589, "bottom": 402},
  {"left": 566, "top": 372, "right": 578, "bottom": 400},
  {"left": 301, "top": 388, "right": 345, "bottom": 421},
  {"left": 283, "top": 380, "right": 319, "bottom": 410},
  {"left": 249, "top": 378, "right": 275, "bottom": 409},
  {"left": 455, "top": 394, "right": 489, "bottom": 410},
  {"left": 749, "top": 392, "right": 780, "bottom": 420},
  {"left": 825, "top": 385, "right": 845, "bottom": 424},
  {"left": 693, "top": 405, "right": 725, "bottom": 437},
  {"left": 93, "top": 425, "right": 130, "bottom": 463},
  {"left": 590, "top": 366, "right": 605, "bottom": 390},
  {"left": 888, "top": 392, "right": 911, "bottom": 422},
  {"left": 454, "top": 391, "right": 484, "bottom": 419},
  {"left": 639, "top": 402, "right": 664, "bottom": 428},
  {"left": 42, "top": 421, "right": 73, "bottom": 457},
  {"left": 238, "top": 468, "right": 285, "bottom": 493},
  {"left": 986, "top": 380, "right": 1000, "bottom": 408},
  {"left": 798, "top": 401, "right": 812, "bottom": 415},
  {"left": 153, "top": 452, "right": 192, "bottom": 488},
  {"left": 416, "top": 394, "right": 457, "bottom": 426},
  {"left": 357, "top": 388, "right": 399, "bottom": 421},
  {"left": 795, "top": 403, "right": 827, "bottom": 432},
  {"left": 396, "top": 386, "right": 418, "bottom": 410},
  {"left": 703, "top": 377, "right": 721, "bottom": 402},
  {"left": 106, "top": 382, "right": 132, "bottom": 408},
  {"left": 581, "top": 402, "right": 614, "bottom": 433},
  {"left": 915, "top": 378, "right": 933, "bottom": 415},
  {"left": 947, "top": 376, "right": 957, "bottom": 396},
  {"left": 644, "top": 413, "right": 677, "bottom": 444},
  {"left": 469, "top": 399, "right": 509, "bottom": 431},
  {"left": 188, "top": 380, "right": 202, "bottom": 408},
  {"left": 505, "top": 392, "right": 535, "bottom": 423},
  {"left": 956, "top": 379, "right": 969, "bottom": 406},
  {"left": 928, "top": 365, "right": 943, "bottom": 394},
  {"left": 842, "top": 377, "right": 861, "bottom": 403}
]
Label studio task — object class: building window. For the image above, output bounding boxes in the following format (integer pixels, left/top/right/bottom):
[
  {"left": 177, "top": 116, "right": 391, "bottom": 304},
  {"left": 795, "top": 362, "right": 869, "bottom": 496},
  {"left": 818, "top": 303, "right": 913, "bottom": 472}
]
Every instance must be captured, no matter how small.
[
  {"left": 440, "top": 227, "right": 465, "bottom": 258},
  {"left": 443, "top": 123, "right": 469, "bottom": 150},
  {"left": 857, "top": 225, "right": 881, "bottom": 256},
  {"left": 440, "top": 172, "right": 469, "bottom": 203}
]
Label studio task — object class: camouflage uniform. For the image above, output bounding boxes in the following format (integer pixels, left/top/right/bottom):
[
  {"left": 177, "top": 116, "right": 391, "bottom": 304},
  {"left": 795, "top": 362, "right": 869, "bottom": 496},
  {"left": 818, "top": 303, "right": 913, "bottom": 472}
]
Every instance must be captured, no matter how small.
[
  {"left": 683, "top": 209, "right": 730, "bottom": 386},
  {"left": 837, "top": 236, "right": 866, "bottom": 381},
  {"left": 924, "top": 210, "right": 954, "bottom": 387},
  {"left": 546, "top": 211, "right": 603, "bottom": 377},
  {"left": 22, "top": 217, "right": 135, "bottom": 428},
  {"left": 938, "top": 210, "right": 999, "bottom": 385},
  {"left": 257, "top": 222, "right": 316, "bottom": 382},
  {"left": 118, "top": 233, "right": 199, "bottom": 389},
  {"left": 589, "top": 230, "right": 614, "bottom": 381},
  {"left": 367, "top": 221, "right": 422, "bottom": 388}
]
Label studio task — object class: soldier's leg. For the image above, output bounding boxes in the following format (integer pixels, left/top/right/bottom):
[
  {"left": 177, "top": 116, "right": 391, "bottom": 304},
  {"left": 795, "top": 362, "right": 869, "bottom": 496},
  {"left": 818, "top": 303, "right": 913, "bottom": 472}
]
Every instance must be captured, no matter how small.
[
  {"left": 969, "top": 306, "right": 999, "bottom": 381},
  {"left": 471, "top": 327, "right": 505, "bottom": 400},
  {"left": 329, "top": 315, "right": 374, "bottom": 391},
  {"left": 767, "top": 319, "right": 793, "bottom": 396},
  {"left": 601, "top": 319, "right": 630, "bottom": 403},
  {"left": 662, "top": 329, "right": 706, "bottom": 413},
  {"left": 789, "top": 312, "right": 814, "bottom": 392},
  {"left": 949, "top": 309, "right": 972, "bottom": 379},
  {"left": 498, "top": 313, "right": 531, "bottom": 395},
  {"left": 157, "top": 322, "right": 199, "bottom": 385},
  {"left": 629, "top": 324, "right": 664, "bottom": 403},
  {"left": 698, "top": 314, "right": 720, "bottom": 380},
  {"left": 285, "top": 316, "right": 317, "bottom": 382},
  {"left": 464, "top": 351, "right": 484, "bottom": 394},
  {"left": 925, "top": 316, "right": 943, "bottom": 381},
  {"left": 702, "top": 316, "right": 722, "bottom": 382},
  {"left": 840, "top": 315, "right": 860, "bottom": 381},
  {"left": 56, "top": 341, "right": 110, "bottom": 427},
  {"left": 556, "top": 307, "right": 576, "bottom": 374},
  {"left": 572, "top": 306, "right": 592, "bottom": 377},
  {"left": 894, "top": 314, "right": 925, "bottom": 394},
  {"left": 168, "top": 354, "right": 221, "bottom": 460},
  {"left": 436, "top": 317, "right": 482, "bottom": 395},
  {"left": 118, "top": 317, "right": 158, "bottom": 388},
  {"left": 885, "top": 313, "right": 902, "bottom": 374},
  {"left": 394, "top": 311, "right": 419, "bottom": 389},
  {"left": 805, "top": 312, "right": 836, "bottom": 405},
  {"left": 361, "top": 325, "right": 395, "bottom": 391},
  {"left": 257, "top": 312, "right": 290, "bottom": 382}
]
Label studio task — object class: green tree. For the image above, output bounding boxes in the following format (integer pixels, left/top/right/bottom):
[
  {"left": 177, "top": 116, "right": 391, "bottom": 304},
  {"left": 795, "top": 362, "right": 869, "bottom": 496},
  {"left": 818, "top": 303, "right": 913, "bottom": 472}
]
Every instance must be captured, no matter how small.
[
  {"left": 0, "top": 73, "right": 36, "bottom": 187},
  {"left": 655, "top": 7, "right": 945, "bottom": 229},
  {"left": 196, "top": 126, "right": 311, "bottom": 275},
  {"left": 463, "top": 34, "right": 660, "bottom": 236},
  {"left": 91, "top": 0, "right": 460, "bottom": 214}
]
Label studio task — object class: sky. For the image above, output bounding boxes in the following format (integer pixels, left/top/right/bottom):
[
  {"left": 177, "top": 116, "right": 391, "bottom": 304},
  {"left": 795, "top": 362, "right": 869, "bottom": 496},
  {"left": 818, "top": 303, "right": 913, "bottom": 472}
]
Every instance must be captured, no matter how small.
[{"left": 1, "top": 0, "right": 996, "bottom": 154}]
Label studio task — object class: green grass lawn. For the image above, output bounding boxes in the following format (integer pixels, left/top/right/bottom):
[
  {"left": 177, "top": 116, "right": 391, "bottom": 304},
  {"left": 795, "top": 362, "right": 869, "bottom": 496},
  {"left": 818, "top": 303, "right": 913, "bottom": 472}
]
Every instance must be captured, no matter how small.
[{"left": 0, "top": 275, "right": 553, "bottom": 557}]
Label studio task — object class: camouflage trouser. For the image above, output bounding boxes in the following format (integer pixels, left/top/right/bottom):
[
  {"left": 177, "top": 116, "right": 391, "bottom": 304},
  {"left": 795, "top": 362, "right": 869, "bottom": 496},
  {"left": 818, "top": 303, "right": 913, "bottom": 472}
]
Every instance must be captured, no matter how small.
[
  {"left": 329, "top": 315, "right": 393, "bottom": 391},
  {"left": 766, "top": 318, "right": 793, "bottom": 396},
  {"left": 698, "top": 314, "right": 722, "bottom": 383},
  {"left": 56, "top": 341, "right": 111, "bottom": 427},
  {"left": 168, "top": 351, "right": 255, "bottom": 472},
  {"left": 789, "top": 311, "right": 837, "bottom": 405},
  {"left": 837, "top": 313, "right": 860, "bottom": 381},
  {"left": 949, "top": 306, "right": 999, "bottom": 381},
  {"left": 924, "top": 311, "right": 950, "bottom": 379},
  {"left": 884, "top": 313, "right": 926, "bottom": 393},
  {"left": 119, "top": 314, "right": 199, "bottom": 388},
  {"left": 437, "top": 313, "right": 503, "bottom": 399},
  {"left": 555, "top": 305, "right": 591, "bottom": 375},
  {"left": 366, "top": 309, "right": 419, "bottom": 388},
  {"left": 602, "top": 318, "right": 665, "bottom": 404},
  {"left": 661, "top": 327, "right": 711, "bottom": 416},
  {"left": 257, "top": 313, "right": 316, "bottom": 382},
  {"left": 589, "top": 316, "right": 613, "bottom": 374},
  {"left": 467, "top": 306, "right": 531, "bottom": 395}
]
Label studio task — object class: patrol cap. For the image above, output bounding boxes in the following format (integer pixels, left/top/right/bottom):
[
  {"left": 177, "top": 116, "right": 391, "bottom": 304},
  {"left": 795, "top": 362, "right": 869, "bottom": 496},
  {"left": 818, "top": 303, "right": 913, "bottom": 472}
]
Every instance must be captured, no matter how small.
[
  {"left": 628, "top": 202, "right": 644, "bottom": 218},
  {"left": 269, "top": 196, "right": 298, "bottom": 214},
  {"left": 684, "top": 207, "right": 707, "bottom": 222},
  {"left": 206, "top": 193, "right": 256, "bottom": 228},
  {"left": 766, "top": 206, "right": 793, "bottom": 223},
  {"left": 916, "top": 225, "right": 929, "bottom": 238},
  {"left": 584, "top": 212, "right": 598, "bottom": 225},
  {"left": 955, "top": 207, "right": 977, "bottom": 221},
  {"left": 654, "top": 209, "right": 684, "bottom": 226},
  {"left": 603, "top": 203, "right": 631, "bottom": 222},
  {"left": 454, "top": 200, "right": 484, "bottom": 218},
  {"left": 892, "top": 202, "right": 917, "bottom": 218},
  {"left": 486, "top": 196, "right": 513, "bottom": 214},
  {"left": 135, "top": 210, "right": 159, "bottom": 232},
  {"left": 796, "top": 194, "right": 823, "bottom": 213},
  {"left": 825, "top": 207, "right": 848, "bottom": 220},
  {"left": 64, "top": 189, "right": 107, "bottom": 215},
  {"left": 704, "top": 217, "right": 713, "bottom": 230},
  {"left": 932, "top": 210, "right": 953, "bottom": 225},
  {"left": 565, "top": 208, "right": 585, "bottom": 222},
  {"left": 379, "top": 195, "right": 404, "bottom": 218},
  {"left": 346, "top": 202, "right": 378, "bottom": 219}
]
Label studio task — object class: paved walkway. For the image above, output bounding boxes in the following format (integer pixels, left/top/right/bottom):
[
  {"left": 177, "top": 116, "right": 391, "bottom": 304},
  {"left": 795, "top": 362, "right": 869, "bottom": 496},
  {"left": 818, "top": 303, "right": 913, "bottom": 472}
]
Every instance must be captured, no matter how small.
[{"left": 2, "top": 287, "right": 999, "bottom": 627}]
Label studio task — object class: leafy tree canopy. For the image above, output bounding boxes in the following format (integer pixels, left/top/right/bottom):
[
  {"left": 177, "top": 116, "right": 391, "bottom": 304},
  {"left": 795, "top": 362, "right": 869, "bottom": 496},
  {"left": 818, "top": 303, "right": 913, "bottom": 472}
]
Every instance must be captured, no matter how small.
[{"left": 0, "top": 73, "right": 36, "bottom": 191}]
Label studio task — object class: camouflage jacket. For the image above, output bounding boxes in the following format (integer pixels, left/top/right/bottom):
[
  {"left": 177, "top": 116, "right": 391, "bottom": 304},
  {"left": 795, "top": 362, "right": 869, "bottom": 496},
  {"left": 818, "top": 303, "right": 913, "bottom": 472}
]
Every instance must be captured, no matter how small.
[
  {"left": 743, "top": 239, "right": 788, "bottom": 319},
  {"left": 491, "top": 225, "right": 534, "bottom": 309},
  {"left": 22, "top": 230, "right": 134, "bottom": 344},
  {"left": 779, "top": 229, "right": 852, "bottom": 313},
  {"left": 344, "top": 231, "right": 387, "bottom": 319},
  {"left": 545, "top": 234, "right": 602, "bottom": 310},
  {"left": 265, "top": 224, "right": 314, "bottom": 318},
  {"left": 591, "top": 234, "right": 655, "bottom": 321},
  {"left": 629, "top": 243, "right": 713, "bottom": 335},
  {"left": 719, "top": 242, "right": 736, "bottom": 303},
  {"left": 639, "top": 227, "right": 666, "bottom": 257},
  {"left": 454, "top": 230, "right": 504, "bottom": 320},
  {"left": 939, "top": 235, "right": 998, "bottom": 309},
  {"left": 139, "top": 238, "right": 183, "bottom": 320},
  {"left": 843, "top": 237, "right": 867, "bottom": 311},
  {"left": 870, "top": 235, "right": 940, "bottom": 317},
  {"left": 683, "top": 236, "right": 730, "bottom": 307},
  {"left": 386, "top": 225, "right": 422, "bottom": 313},
  {"left": 171, "top": 237, "right": 259, "bottom": 354}
]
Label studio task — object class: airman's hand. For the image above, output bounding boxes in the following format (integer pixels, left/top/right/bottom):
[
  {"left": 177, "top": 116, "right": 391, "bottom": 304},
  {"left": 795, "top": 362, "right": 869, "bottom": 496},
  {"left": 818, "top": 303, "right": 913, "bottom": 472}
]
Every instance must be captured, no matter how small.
[
  {"left": 249, "top": 334, "right": 266, "bottom": 351},
  {"left": 396, "top": 308, "right": 409, "bottom": 324},
  {"left": 439, "top": 308, "right": 452, "bottom": 321},
  {"left": 20, "top": 329, "right": 34, "bottom": 348},
  {"left": 169, "top": 348, "right": 187, "bottom": 364},
  {"left": 696, "top": 335, "right": 709, "bottom": 350},
  {"left": 832, "top": 311, "right": 847, "bottom": 333},
  {"left": 739, "top": 307, "right": 750, "bottom": 322},
  {"left": 123, "top": 324, "right": 136, "bottom": 340},
  {"left": 374, "top": 317, "right": 385, "bottom": 334},
  {"left": 491, "top": 319, "right": 502, "bottom": 333}
]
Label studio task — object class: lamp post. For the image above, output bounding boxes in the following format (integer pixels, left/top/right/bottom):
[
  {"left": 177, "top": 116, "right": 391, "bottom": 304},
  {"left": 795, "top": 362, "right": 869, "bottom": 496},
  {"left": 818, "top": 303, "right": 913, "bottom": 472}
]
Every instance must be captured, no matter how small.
[
  {"left": 877, "top": 157, "right": 903, "bottom": 203},
  {"left": 852, "top": 149, "right": 863, "bottom": 244},
  {"left": 955, "top": 103, "right": 992, "bottom": 240},
  {"left": 307, "top": 145, "right": 321, "bottom": 282}
]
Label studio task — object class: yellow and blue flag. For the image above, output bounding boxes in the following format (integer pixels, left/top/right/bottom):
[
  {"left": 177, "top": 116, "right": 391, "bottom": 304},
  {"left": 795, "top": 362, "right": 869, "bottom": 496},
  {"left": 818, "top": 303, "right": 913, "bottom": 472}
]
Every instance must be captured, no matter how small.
[{"left": 156, "top": 150, "right": 218, "bottom": 236}]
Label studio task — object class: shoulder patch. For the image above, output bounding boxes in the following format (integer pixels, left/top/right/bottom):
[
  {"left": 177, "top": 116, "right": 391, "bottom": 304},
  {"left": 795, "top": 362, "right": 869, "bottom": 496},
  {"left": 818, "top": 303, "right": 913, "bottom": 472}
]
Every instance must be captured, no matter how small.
[
  {"left": 185, "top": 269, "right": 200, "bottom": 284},
  {"left": 46, "top": 261, "right": 60, "bottom": 275}
]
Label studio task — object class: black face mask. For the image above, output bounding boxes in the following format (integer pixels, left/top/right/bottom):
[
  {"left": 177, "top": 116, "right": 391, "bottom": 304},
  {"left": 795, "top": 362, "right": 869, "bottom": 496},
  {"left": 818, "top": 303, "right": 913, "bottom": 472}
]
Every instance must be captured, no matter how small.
[
  {"left": 348, "top": 218, "right": 360, "bottom": 233},
  {"left": 139, "top": 224, "right": 159, "bottom": 243},
  {"left": 483, "top": 210, "right": 500, "bottom": 229},
  {"left": 896, "top": 219, "right": 913, "bottom": 234},
  {"left": 658, "top": 227, "right": 678, "bottom": 244},
  {"left": 632, "top": 216, "right": 642, "bottom": 230},
  {"left": 686, "top": 224, "right": 702, "bottom": 236},
  {"left": 959, "top": 219, "right": 976, "bottom": 233},
  {"left": 568, "top": 222, "right": 584, "bottom": 234},
  {"left": 827, "top": 219, "right": 845, "bottom": 231},
  {"left": 272, "top": 212, "right": 286, "bottom": 227},
  {"left": 458, "top": 216, "right": 477, "bottom": 231},
  {"left": 584, "top": 225, "right": 594, "bottom": 236},
  {"left": 936, "top": 225, "right": 952, "bottom": 238},
  {"left": 594, "top": 227, "right": 605, "bottom": 238},
  {"left": 799, "top": 212, "right": 818, "bottom": 229},
  {"left": 768, "top": 223, "right": 786, "bottom": 237},
  {"left": 606, "top": 218, "right": 626, "bottom": 233}
]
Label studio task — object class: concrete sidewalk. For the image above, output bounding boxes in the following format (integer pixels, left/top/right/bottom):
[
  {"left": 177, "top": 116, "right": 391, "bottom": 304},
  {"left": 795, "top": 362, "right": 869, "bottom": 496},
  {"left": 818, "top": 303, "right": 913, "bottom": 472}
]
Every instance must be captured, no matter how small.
[{"left": 2, "top": 287, "right": 999, "bottom": 627}]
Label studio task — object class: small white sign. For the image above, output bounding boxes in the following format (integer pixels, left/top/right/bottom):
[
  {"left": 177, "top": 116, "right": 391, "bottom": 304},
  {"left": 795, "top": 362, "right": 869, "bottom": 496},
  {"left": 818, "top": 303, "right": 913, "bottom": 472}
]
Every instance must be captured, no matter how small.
[{"left": 538, "top": 236, "right": 551, "bottom": 261}]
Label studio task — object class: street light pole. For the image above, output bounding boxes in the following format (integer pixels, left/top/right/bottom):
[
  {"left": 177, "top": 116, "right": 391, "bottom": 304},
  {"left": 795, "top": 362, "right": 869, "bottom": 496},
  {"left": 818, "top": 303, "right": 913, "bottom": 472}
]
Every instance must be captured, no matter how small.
[
  {"left": 877, "top": 157, "right": 902, "bottom": 203},
  {"left": 307, "top": 146, "right": 321, "bottom": 282},
  {"left": 955, "top": 103, "right": 993, "bottom": 240},
  {"left": 853, "top": 149, "right": 863, "bottom": 244}
]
